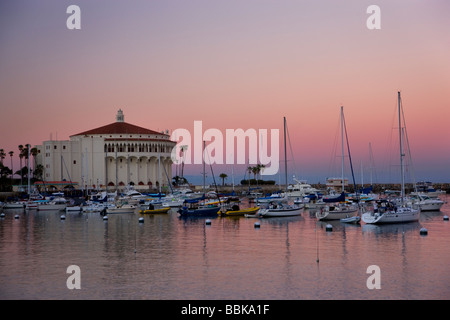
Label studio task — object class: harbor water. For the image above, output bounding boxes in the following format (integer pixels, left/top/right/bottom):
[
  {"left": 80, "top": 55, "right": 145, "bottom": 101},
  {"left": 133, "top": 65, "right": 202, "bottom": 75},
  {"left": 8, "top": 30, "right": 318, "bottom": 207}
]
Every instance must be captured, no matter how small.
[{"left": 1, "top": 195, "right": 450, "bottom": 300}]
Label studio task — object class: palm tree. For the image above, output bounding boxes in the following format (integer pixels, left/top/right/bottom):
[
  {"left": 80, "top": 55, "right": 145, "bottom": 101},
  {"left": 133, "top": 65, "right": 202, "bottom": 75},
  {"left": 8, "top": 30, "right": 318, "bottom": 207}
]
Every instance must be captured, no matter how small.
[
  {"left": 30, "top": 147, "right": 38, "bottom": 177},
  {"left": 219, "top": 173, "right": 228, "bottom": 186},
  {"left": 18, "top": 145, "right": 24, "bottom": 186},
  {"left": 33, "top": 164, "right": 44, "bottom": 181},
  {"left": 0, "top": 149, "right": 5, "bottom": 165},
  {"left": 256, "top": 164, "right": 266, "bottom": 180},
  {"left": 8, "top": 151, "right": 13, "bottom": 182}
]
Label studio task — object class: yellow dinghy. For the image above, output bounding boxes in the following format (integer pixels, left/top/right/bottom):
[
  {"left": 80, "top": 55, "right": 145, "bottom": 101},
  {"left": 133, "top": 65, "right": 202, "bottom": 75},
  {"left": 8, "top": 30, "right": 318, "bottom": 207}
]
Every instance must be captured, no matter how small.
[
  {"left": 139, "top": 207, "right": 171, "bottom": 214},
  {"left": 222, "top": 206, "right": 260, "bottom": 216}
]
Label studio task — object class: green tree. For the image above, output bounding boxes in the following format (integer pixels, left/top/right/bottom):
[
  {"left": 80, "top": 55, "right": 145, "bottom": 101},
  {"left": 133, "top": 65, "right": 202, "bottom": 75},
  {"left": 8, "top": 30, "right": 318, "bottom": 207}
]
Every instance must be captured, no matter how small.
[{"left": 219, "top": 173, "right": 228, "bottom": 186}]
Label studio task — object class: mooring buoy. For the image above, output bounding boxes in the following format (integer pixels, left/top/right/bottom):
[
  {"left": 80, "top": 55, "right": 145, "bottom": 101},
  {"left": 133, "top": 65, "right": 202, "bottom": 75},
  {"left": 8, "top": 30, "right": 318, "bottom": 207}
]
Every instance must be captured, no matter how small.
[
  {"left": 326, "top": 224, "right": 333, "bottom": 232},
  {"left": 420, "top": 227, "right": 428, "bottom": 236},
  {"left": 254, "top": 222, "right": 261, "bottom": 228},
  {"left": 205, "top": 219, "right": 211, "bottom": 225},
  {"left": 60, "top": 215, "right": 66, "bottom": 220},
  {"left": 443, "top": 215, "right": 449, "bottom": 221},
  {"left": 139, "top": 217, "right": 144, "bottom": 223}
]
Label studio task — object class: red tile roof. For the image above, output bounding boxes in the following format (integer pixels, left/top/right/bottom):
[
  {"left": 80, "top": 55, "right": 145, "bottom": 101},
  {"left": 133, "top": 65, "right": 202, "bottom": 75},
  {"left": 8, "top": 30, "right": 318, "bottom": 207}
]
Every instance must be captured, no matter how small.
[{"left": 70, "top": 121, "right": 167, "bottom": 137}]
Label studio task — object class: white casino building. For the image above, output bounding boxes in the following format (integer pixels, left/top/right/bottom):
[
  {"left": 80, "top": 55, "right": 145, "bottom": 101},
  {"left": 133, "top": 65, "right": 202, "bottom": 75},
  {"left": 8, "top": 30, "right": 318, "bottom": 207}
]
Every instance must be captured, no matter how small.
[{"left": 35, "top": 110, "right": 176, "bottom": 191}]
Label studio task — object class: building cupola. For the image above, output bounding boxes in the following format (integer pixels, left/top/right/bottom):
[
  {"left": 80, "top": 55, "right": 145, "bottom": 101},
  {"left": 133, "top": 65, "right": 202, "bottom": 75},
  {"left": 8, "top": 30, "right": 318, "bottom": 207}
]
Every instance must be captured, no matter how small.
[{"left": 116, "top": 109, "right": 124, "bottom": 122}]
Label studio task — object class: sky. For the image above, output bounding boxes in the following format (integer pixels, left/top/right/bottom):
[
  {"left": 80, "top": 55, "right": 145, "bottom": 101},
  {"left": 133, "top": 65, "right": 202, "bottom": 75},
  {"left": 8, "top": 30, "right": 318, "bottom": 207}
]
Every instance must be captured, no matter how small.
[{"left": 1, "top": 0, "right": 449, "bottom": 184}]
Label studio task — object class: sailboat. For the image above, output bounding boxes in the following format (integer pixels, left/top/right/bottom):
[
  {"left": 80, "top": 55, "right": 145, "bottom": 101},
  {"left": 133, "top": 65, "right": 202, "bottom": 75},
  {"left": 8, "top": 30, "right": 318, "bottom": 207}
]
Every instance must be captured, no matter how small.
[
  {"left": 259, "top": 117, "right": 302, "bottom": 218},
  {"left": 177, "top": 142, "right": 221, "bottom": 218},
  {"left": 362, "top": 92, "right": 420, "bottom": 224},
  {"left": 317, "top": 106, "right": 358, "bottom": 221}
]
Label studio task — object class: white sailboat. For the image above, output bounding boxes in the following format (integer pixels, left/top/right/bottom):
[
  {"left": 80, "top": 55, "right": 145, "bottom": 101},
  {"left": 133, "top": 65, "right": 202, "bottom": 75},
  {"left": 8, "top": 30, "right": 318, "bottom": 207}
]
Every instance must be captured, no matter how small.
[
  {"left": 317, "top": 106, "right": 358, "bottom": 221},
  {"left": 260, "top": 117, "right": 302, "bottom": 218},
  {"left": 362, "top": 92, "right": 420, "bottom": 224}
]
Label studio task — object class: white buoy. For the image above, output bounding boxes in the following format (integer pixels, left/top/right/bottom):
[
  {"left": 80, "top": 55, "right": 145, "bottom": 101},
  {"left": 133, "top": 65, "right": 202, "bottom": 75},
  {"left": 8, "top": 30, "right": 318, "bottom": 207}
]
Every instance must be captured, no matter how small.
[
  {"left": 103, "top": 215, "right": 108, "bottom": 221},
  {"left": 14, "top": 214, "right": 19, "bottom": 219},
  {"left": 326, "top": 224, "right": 333, "bottom": 232},
  {"left": 205, "top": 219, "right": 211, "bottom": 225},
  {"left": 420, "top": 227, "right": 428, "bottom": 236},
  {"left": 60, "top": 215, "right": 66, "bottom": 220},
  {"left": 139, "top": 217, "right": 144, "bottom": 223},
  {"left": 443, "top": 215, "right": 449, "bottom": 221},
  {"left": 0, "top": 213, "right": 5, "bottom": 218},
  {"left": 254, "top": 222, "right": 260, "bottom": 228}
]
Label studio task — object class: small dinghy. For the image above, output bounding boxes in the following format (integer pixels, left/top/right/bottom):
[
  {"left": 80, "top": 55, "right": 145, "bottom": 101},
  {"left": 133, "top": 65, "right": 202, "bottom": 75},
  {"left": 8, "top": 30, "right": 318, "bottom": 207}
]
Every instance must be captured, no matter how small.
[{"left": 340, "top": 215, "right": 361, "bottom": 224}]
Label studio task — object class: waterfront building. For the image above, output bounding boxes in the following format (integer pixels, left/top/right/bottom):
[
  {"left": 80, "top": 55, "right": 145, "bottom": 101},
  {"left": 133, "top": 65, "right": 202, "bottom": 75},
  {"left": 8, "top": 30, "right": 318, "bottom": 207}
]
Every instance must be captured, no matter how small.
[
  {"left": 326, "top": 177, "right": 349, "bottom": 193},
  {"left": 34, "top": 110, "right": 176, "bottom": 191}
]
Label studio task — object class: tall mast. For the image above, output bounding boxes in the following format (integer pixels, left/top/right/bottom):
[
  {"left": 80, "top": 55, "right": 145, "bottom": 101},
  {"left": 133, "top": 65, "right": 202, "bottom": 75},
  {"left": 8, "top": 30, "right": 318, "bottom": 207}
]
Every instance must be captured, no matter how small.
[
  {"left": 203, "top": 140, "right": 206, "bottom": 194},
  {"left": 27, "top": 144, "right": 31, "bottom": 195},
  {"left": 398, "top": 91, "right": 405, "bottom": 203},
  {"left": 369, "top": 142, "right": 373, "bottom": 186},
  {"left": 341, "top": 106, "right": 345, "bottom": 193},
  {"left": 284, "top": 117, "right": 288, "bottom": 193}
]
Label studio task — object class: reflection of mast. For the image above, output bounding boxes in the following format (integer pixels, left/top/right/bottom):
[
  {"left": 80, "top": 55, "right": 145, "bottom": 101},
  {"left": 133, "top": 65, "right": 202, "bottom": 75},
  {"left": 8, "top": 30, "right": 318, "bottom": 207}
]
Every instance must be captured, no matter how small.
[
  {"left": 180, "top": 145, "right": 188, "bottom": 180},
  {"left": 284, "top": 117, "right": 287, "bottom": 193},
  {"left": 158, "top": 152, "right": 162, "bottom": 194},
  {"left": 202, "top": 141, "right": 205, "bottom": 194}
]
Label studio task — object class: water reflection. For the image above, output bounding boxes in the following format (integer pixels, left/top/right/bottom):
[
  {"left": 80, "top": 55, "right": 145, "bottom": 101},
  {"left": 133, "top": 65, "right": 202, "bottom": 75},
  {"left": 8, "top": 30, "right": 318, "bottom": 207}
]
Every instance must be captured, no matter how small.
[{"left": 1, "top": 195, "right": 449, "bottom": 299}]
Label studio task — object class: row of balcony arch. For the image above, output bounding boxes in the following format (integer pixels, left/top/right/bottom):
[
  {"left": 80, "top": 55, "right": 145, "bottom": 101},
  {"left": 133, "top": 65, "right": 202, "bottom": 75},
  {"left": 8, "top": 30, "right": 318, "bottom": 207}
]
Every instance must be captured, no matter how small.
[
  {"left": 104, "top": 142, "right": 173, "bottom": 154},
  {"left": 107, "top": 181, "right": 161, "bottom": 187}
]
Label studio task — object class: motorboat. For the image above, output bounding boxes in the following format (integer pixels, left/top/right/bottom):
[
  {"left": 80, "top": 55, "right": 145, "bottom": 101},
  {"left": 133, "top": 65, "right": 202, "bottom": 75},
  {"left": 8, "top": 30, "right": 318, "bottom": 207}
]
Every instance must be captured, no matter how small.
[
  {"left": 286, "top": 178, "right": 319, "bottom": 198},
  {"left": 220, "top": 203, "right": 260, "bottom": 216},
  {"left": 411, "top": 181, "right": 446, "bottom": 198},
  {"left": 411, "top": 195, "right": 444, "bottom": 211},
  {"left": 139, "top": 202, "right": 171, "bottom": 214}
]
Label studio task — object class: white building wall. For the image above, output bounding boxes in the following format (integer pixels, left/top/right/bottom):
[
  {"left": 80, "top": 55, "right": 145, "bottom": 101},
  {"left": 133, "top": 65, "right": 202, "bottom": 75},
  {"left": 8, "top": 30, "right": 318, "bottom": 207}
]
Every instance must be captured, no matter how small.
[{"left": 35, "top": 132, "right": 174, "bottom": 191}]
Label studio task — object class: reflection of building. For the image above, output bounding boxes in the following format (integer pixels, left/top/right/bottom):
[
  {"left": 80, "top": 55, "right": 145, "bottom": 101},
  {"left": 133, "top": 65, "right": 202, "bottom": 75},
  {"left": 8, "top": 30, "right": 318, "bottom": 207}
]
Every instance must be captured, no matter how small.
[{"left": 35, "top": 110, "right": 176, "bottom": 191}]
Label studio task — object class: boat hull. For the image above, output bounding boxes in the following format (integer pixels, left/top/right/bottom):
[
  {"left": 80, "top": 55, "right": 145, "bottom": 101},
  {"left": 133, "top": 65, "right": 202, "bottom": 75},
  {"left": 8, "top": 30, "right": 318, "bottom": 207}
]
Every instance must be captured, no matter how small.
[
  {"left": 106, "top": 205, "right": 137, "bottom": 214},
  {"left": 178, "top": 206, "right": 220, "bottom": 217},
  {"left": 260, "top": 206, "right": 302, "bottom": 217},
  {"left": 418, "top": 201, "right": 444, "bottom": 211},
  {"left": 37, "top": 204, "right": 67, "bottom": 211},
  {"left": 316, "top": 207, "right": 358, "bottom": 220},
  {"left": 223, "top": 207, "right": 260, "bottom": 216},
  {"left": 139, "top": 207, "right": 171, "bottom": 214},
  {"left": 361, "top": 207, "right": 420, "bottom": 224}
]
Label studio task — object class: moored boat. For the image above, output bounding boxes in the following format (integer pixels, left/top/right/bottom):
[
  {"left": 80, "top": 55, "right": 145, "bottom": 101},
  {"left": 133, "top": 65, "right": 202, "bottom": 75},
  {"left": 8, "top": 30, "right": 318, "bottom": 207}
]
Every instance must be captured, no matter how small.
[
  {"left": 259, "top": 202, "right": 302, "bottom": 217},
  {"left": 316, "top": 202, "right": 359, "bottom": 220},
  {"left": 37, "top": 198, "right": 68, "bottom": 211},
  {"left": 221, "top": 205, "right": 260, "bottom": 216},
  {"left": 105, "top": 203, "right": 137, "bottom": 214},
  {"left": 361, "top": 199, "right": 419, "bottom": 224}
]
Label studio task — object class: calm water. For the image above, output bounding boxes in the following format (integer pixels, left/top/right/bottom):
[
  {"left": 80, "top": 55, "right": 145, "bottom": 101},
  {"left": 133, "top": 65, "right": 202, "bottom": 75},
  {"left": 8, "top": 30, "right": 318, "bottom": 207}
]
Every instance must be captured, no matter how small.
[{"left": 1, "top": 195, "right": 450, "bottom": 300}]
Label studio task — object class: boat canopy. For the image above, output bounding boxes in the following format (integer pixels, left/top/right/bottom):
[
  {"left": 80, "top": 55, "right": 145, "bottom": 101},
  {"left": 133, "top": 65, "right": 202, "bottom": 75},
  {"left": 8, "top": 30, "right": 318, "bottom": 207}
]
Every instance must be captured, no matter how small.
[
  {"left": 322, "top": 192, "right": 346, "bottom": 203},
  {"left": 183, "top": 195, "right": 206, "bottom": 203}
]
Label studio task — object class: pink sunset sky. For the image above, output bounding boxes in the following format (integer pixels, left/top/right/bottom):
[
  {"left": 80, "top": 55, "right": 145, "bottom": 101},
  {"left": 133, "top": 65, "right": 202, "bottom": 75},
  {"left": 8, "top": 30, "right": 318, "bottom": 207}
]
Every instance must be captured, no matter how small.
[{"left": 1, "top": 0, "right": 449, "bottom": 184}]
